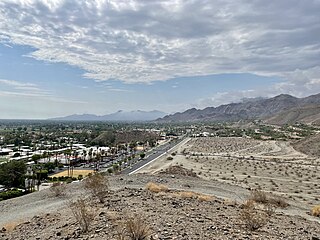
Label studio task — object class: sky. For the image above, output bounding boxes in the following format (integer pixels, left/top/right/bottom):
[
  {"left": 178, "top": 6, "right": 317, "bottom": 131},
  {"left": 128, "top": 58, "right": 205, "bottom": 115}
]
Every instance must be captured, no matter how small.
[{"left": 0, "top": 0, "right": 319, "bottom": 119}]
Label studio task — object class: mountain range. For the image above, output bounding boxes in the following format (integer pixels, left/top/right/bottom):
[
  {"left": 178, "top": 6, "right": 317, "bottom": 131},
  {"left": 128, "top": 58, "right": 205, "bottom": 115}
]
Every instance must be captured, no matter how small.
[
  {"left": 157, "top": 93, "right": 320, "bottom": 125},
  {"left": 50, "top": 110, "right": 167, "bottom": 122}
]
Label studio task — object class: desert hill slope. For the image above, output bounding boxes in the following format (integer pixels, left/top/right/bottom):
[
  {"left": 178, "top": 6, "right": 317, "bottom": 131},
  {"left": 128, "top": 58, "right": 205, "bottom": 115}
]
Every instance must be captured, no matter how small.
[
  {"left": 292, "top": 133, "right": 320, "bottom": 157},
  {"left": 265, "top": 105, "right": 320, "bottom": 125},
  {"left": 158, "top": 93, "right": 320, "bottom": 124},
  {"left": 1, "top": 174, "right": 320, "bottom": 240}
]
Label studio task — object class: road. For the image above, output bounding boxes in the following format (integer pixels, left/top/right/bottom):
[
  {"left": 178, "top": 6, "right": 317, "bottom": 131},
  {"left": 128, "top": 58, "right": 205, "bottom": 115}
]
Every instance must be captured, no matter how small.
[{"left": 121, "top": 137, "right": 185, "bottom": 175}]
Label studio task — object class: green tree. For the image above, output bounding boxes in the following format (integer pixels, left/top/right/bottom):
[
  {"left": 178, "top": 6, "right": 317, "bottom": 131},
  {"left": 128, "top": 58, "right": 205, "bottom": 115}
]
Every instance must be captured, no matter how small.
[
  {"left": 140, "top": 152, "right": 146, "bottom": 159},
  {"left": 0, "top": 161, "right": 27, "bottom": 188}
]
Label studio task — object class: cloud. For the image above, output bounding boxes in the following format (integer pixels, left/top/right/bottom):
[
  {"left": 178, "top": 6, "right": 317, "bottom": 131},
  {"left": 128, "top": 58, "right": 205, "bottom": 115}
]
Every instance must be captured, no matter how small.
[
  {"left": 0, "top": 79, "right": 37, "bottom": 88},
  {"left": 195, "top": 66, "right": 320, "bottom": 109},
  {"left": 0, "top": 78, "right": 85, "bottom": 104},
  {"left": 0, "top": 0, "right": 319, "bottom": 93}
]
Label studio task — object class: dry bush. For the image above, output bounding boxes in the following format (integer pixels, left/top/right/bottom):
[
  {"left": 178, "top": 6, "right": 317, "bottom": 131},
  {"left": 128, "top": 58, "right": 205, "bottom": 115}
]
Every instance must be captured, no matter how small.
[
  {"left": 175, "top": 191, "right": 198, "bottom": 199},
  {"left": 239, "top": 200, "right": 268, "bottom": 231},
  {"left": 69, "top": 198, "right": 96, "bottom": 232},
  {"left": 2, "top": 221, "right": 22, "bottom": 232},
  {"left": 267, "top": 195, "right": 289, "bottom": 208},
  {"left": 250, "top": 189, "right": 288, "bottom": 208},
  {"left": 250, "top": 189, "right": 267, "bottom": 204},
  {"left": 311, "top": 205, "right": 320, "bottom": 217},
  {"left": 117, "top": 215, "right": 153, "bottom": 240},
  {"left": 170, "top": 190, "right": 214, "bottom": 202},
  {"left": 50, "top": 182, "right": 66, "bottom": 197},
  {"left": 197, "top": 194, "right": 214, "bottom": 202},
  {"left": 84, "top": 173, "right": 109, "bottom": 203},
  {"left": 145, "top": 182, "right": 168, "bottom": 193}
]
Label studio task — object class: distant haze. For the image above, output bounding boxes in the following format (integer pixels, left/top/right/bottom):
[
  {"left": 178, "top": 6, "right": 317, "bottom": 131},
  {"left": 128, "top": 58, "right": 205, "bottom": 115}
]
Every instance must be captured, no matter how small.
[{"left": 50, "top": 110, "right": 167, "bottom": 122}]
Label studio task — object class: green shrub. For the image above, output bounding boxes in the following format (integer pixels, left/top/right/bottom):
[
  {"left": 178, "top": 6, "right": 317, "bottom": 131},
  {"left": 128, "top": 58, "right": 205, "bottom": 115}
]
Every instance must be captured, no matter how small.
[{"left": 0, "top": 189, "right": 24, "bottom": 201}]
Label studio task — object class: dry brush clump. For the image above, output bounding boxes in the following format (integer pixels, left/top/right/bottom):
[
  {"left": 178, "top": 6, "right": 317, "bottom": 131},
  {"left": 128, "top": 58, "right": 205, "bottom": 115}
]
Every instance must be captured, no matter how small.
[
  {"left": 311, "top": 205, "right": 320, "bottom": 217},
  {"left": 145, "top": 182, "right": 168, "bottom": 193},
  {"left": 50, "top": 182, "right": 66, "bottom": 197},
  {"left": 250, "top": 189, "right": 288, "bottom": 208},
  {"left": 172, "top": 191, "right": 214, "bottom": 202},
  {"left": 84, "top": 173, "right": 109, "bottom": 203},
  {"left": 116, "top": 214, "right": 153, "bottom": 240},
  {"left": 69, "top": 198, "right": 96, "bottom": 233},
  {"left": 239, "top": 200, "right": 268, "bottom": 231}
]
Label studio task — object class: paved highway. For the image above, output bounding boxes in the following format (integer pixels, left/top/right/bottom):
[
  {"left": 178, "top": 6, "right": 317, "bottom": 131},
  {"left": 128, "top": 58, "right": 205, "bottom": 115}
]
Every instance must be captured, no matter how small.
[{"left": 121, "top": 137, "right": 185, "bottom": 175}]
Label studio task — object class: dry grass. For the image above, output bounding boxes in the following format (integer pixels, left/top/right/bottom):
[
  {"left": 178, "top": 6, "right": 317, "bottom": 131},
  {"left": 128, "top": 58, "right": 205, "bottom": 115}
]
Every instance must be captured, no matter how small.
[
  {"left": 174, "top": 191, "right": 198, "bottom": 199},
  {"left": 117, "top": 215, "right": 153, "bottom": 240},
  {"left": 50, "top": 169, "right": 94, "bottom": 178},
  {"left": 69, "top": 198, "right": 96, "bottom": 233},
  {"left": 311, "top": 205, "right": 320, "bottom": 217},
  {"left": 171, "top": 191, "right": 214, "bottom": 202},
  {"left": 84, "top": 173, "right": 109, "bottom": 203},
  {"left": 239, "top": 200, "right": 268, "bottom": 231},
  {"left": 145, "top": 182, "right": 168, "bottom": 193},
  {"left": 250, "top": 189, "right": 288, "bottom": 208},
  {"left": 2, "top": 221, "right": 23, "bottom": 232},
  {"left": 197, "top": 194, "right": 214, "bottom": 202}
]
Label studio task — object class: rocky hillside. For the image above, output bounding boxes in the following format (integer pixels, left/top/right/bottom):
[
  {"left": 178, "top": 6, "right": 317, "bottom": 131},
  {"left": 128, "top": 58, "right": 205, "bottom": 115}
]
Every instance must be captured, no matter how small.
[
  {"left": 264, "top": 105, "right": 320, "bottom": 125},
  {"left": 1, "top": 174, "right": 320, "bottom": 240},
  {"left": 158, "top": 93, "right": 320, "bottom": 124},
  {"left": 292, "top": 133, "right": 320, "bottom": 157}
]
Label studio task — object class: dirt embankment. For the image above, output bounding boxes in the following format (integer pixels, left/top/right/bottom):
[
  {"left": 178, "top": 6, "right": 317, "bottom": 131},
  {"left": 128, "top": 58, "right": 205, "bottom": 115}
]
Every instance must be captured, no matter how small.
[{"left": 1, "top": 175, "right": 320, "bottom": 240}]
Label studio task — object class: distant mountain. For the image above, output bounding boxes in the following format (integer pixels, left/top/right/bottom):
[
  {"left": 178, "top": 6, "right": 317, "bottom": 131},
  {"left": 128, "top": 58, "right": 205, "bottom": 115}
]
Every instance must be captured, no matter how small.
[
  {"left": 157, "top": 93, "right": 320, "bottom": 124},
  {"left": 50, "top": 110, "right": 167, "bottom": 122},
  {"left": 263, "top": 105, "right": 320, "bottom": 125}
]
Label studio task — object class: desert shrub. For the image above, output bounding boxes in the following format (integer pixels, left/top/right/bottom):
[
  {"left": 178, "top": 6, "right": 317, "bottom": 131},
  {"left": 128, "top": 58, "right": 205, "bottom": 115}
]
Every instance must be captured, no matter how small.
[
  {"left": 84, "top": 173, "right": 109, "bottom": 203},
  {"left": 65, "top": 178, "right": 73, "bottom": 184},
  {"left": 170, "top": 190, "right": 213, "bottom": 202},
  {"left": 2, "top": 220, "right": 23, "bottom": 232},
  {"left": 174, "top": 191, "right": 197, "bottom": 199},
  {"left": 311, "top": 205, "right": 320, "bottom": 217},
  {"left": 250, "top": 189, "right": 267, "bottom": 204},
  {"left": 166, "top": 156, "right": 173, "bottom": 160},
  {"left": 267, "top": 195, "right": 289, "bottom": 208},
  {"left": 50, "top": 182, "right": 66, "bottom": 197},
  {"left": 197, "top": 194, "right": 214, "bottom": 202},
  {"left": 250, "top": 189, "right": 288, "bottom": 208},
  {"left": 58, "top": 176, "right": 65, "bottom": 181},
  {"left": 145, "top": 182, "right": 168, "bottom": 193},
  {"left": 117, "top": 215, "right": 152, "bottom": 240},
  {"left": 69, "top": 198, "right": 95, "bottom": 233},
  {"left": 239, "top": 200, "right": 268, "bottom": 231}
]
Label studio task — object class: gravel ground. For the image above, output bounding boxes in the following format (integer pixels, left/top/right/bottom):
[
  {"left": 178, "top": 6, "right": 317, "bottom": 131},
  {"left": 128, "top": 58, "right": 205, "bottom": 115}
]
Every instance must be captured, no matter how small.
[
  {"left": 1, "top": 177, "right": 320, "bottom": 240},
  {"left": 0, "top": 174, "right": 320, "bottom": 240}
]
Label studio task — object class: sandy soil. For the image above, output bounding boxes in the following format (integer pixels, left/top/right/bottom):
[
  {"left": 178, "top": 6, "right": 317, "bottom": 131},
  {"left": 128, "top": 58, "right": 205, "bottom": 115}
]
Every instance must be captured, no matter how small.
[
  {"left": 50, "top": 169, "right": 94, "bottom": 178},
  {"left": 137, "top": 137, "right": 320, "bottom": 212}
]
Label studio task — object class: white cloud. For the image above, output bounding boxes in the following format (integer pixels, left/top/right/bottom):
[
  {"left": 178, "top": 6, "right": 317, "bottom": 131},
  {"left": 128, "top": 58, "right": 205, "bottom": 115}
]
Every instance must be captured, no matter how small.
[
  {"left": 0, "top": 78, "right": 86, "bottom": 104},
  {"left": 0, "top": 0, "right": 319, "bottom": 94},
  {"left": 0, "top": 79, "right": 37, "bottom": 88}
]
